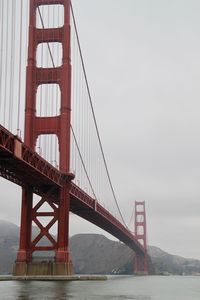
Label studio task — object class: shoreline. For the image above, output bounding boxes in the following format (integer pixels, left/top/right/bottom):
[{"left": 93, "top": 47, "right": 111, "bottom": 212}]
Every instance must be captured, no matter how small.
[{"left": 0, "top": 275, "right": 107, "bottom": 281}]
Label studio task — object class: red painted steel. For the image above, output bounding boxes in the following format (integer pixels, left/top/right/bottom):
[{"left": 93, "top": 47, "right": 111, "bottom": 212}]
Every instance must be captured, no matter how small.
[
  {"left": 16, "top": 0, "right": 73, "bottom": 266},
  {"left": 0, "top": 0, "right": 148, "bottom": 274},
  {"left": 0, "top": 125, "right": 145, "bottom": 257},
  {"left": 134, "top": 201, "right": 148, "bottom": 273},
  {"left": 70, "top": 184, "right": 145, "bottom": 254},
  {"left": 0, "top": 125, "right": 63, "bottom": 195}
]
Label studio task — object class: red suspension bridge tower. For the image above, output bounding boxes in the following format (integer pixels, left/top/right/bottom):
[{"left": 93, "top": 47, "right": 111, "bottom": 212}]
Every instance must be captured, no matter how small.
[
  {"left": 0, "top": 0, "right": 149, "bottom": 277},
  {"left": 134, "top": 201, "right": 148, "bottom": 274},
  {"left": 14, "top": 0, "right": 74, "bottom": 276}
]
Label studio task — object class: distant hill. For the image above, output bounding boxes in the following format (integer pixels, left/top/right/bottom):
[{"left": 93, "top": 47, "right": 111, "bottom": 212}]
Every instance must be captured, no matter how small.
[
  {"left": 0, "top": 220, "right": 200, "bottom": 275},
  {"left": 70, "top": 233, "right": 138, "bottom": 274},
  {"left": 0, "top": 220, "right": 19, "bottom": 274},
  {"left": 149, "top": 245, "right": 200, "bottom": 275}
]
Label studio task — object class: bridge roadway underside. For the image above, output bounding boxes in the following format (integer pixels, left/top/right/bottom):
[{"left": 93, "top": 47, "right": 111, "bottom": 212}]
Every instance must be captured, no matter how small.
[
  {"left": 0, "top": 125, "right": 145, "bottom": 257},
  {"left": 70, "top": 190, "right": 144, "bottom": 254}
]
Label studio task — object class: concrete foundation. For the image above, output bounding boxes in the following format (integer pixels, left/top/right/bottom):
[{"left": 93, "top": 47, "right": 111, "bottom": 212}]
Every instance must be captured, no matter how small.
[
  {"left": 0, "top": 275, "right": 107, "bottom": 281},
  {"left": 13, "top": 261, "right": 73, "bottom": 277},
  {"left": 134, "top": 271, "right": 148, "bottom": 276}
]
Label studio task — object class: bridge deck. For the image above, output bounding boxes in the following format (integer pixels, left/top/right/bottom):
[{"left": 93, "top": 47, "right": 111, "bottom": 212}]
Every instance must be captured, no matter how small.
[{"left": 0, "top": 125, "right": 145, "bottom": 255}]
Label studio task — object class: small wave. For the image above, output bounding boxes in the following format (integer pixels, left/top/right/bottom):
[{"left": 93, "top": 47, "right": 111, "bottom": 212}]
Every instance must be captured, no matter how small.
[{"left": 97, "top": 295, "right": 151, "bottom": 300}]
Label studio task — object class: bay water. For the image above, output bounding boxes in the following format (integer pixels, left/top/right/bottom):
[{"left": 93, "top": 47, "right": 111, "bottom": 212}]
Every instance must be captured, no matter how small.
[{"left": 0, "top": 275, "right": 200, "bottom": 300}]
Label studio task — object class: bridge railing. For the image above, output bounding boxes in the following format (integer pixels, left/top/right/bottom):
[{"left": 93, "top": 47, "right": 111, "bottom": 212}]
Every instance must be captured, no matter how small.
[
  {"left": 0, "top": 125, "right": 15, "bottom": 153},
  {"left": 0, "top": 124, "right": 63, "bottom": 187},
  {"left": 70, "top": 182, "right": 145, "bottom": 253}
]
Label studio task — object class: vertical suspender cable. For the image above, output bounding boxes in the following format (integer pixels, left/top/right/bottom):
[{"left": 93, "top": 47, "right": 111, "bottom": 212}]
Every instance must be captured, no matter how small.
[
  {"left": 70, "top": 4, "right": 127, "bottom": 228},
  {"left": 9, "top": 0, "right": 16, "bottom": 131},
  {"left": 0, "top": 0, "right": 4, "bottom": 114},
  {"left": 17, "top": 0, "right": 23, "bottom": 137},
  {"left": 3, "top": 1, "right": 9, "bottom": 125}
]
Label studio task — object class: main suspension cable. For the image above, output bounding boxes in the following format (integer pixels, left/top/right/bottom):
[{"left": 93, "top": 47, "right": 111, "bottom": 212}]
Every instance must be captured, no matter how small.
[
  {"left": 37, "top": 5, "right": 97, "bottom": 199},
  {"left": 70, "top": 3, "right": 128, "bottom": 228},
  {"left": 71, "top": 125, "right": 97, "bottom": 200},
  {"left": 37, "top": 3, "right": 128, "bottom": 228}
]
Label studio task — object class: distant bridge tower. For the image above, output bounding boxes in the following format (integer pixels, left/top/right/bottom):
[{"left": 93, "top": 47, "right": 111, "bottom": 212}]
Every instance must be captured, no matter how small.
[
  {"left": 134, "top": 201, "right": 148, "bottom": 274},
  {"left": 13, "top": 0, "right": 74, "bottom": 276}
]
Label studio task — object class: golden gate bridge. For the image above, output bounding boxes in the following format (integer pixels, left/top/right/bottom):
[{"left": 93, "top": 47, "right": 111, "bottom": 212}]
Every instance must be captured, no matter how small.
[{"left": 0, "top": 0, "right": 147, "bottom": 276}]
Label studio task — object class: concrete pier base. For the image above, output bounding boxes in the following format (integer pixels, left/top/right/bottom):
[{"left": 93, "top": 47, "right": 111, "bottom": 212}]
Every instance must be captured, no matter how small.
[
  {"left": 134, "top": 271, "right": 148, "bottom": 276},
  {"left": 13, "top": 261, "right": 73, "bottom": 277},
  {"left": 0, "top": 275, "right": 107, "bottom": 281}
]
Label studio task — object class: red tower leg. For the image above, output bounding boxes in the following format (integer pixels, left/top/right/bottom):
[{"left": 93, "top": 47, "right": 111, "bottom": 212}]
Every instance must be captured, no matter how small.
[
  {"left": 13, "top": 0, "right": 74, "bottom": 276},
  {"left": 134, "top": 201, "right": 148, "bottom": 274}
]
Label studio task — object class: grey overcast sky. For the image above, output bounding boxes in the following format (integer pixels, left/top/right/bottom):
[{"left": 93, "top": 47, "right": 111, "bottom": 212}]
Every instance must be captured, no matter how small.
[{"left": 1, "top": 0, "right": 200, "bottom": 259}]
